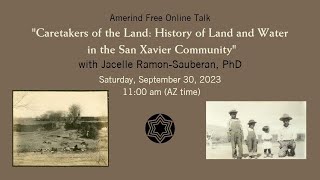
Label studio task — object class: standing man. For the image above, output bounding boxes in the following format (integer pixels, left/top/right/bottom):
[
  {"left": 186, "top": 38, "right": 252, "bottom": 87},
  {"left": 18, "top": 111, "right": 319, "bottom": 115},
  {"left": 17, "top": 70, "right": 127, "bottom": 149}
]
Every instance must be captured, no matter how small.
[
  {"left": 227, "top": 109, "right": 244, "bottom": 159},
  {"left": 278, "top": 114, "right": 297, "bottom": 157}
]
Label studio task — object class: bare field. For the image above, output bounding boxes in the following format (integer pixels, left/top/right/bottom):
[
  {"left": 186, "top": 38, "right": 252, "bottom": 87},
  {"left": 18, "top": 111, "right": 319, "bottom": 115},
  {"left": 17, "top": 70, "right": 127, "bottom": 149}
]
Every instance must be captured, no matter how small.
[
  {"left": 14, "top": 151, "right": 108, "bottom": 166},
  {"left": 13, "top": 129, "right": 108, "bottom": 166},
  {"left": 206, "top": 141, "right": 306, "bottom": 159}
]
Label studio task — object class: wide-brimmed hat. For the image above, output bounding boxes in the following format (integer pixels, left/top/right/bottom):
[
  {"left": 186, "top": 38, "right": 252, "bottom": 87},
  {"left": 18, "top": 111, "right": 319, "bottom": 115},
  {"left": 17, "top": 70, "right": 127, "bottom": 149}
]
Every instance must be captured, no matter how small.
[
  {"left": 262, "top": 126, "right": 269, "bottom": 132},
  {"left": 248, "top": 120, "right": 257, "bottom": 124},
  {"left": 280, "top": 114, "right": 292, "bottom": 121},
  {"left": 229, "top": 109, "right": 238, "bottom": 114}
]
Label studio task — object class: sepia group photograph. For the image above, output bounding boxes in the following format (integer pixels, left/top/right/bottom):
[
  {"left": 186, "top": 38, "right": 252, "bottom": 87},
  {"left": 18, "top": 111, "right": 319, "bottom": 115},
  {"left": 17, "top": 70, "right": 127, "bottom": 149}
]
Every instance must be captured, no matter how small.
[
  {"left": 206, "top": 101, "right": 306, "bottom": 159},
  {"left": 13, "top": 90, "right": 109, "bottom": 166}
]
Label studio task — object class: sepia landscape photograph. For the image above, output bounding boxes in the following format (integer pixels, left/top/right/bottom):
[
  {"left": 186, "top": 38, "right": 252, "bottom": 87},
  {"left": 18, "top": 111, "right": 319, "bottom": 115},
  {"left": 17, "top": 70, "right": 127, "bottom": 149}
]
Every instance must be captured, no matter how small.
[
  {"left": 13, "top": 91, "right": 109, "bottom": 166},
  {"left": 206, "top": 101, "right": 306, "bottom": 159}
]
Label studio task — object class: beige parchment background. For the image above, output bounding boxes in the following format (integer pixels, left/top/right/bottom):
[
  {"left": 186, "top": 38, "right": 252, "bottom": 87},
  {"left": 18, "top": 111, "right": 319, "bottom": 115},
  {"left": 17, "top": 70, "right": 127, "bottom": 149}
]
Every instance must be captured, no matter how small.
[{"left": 1, "top": 0, "right": 319, "bottom": 179}]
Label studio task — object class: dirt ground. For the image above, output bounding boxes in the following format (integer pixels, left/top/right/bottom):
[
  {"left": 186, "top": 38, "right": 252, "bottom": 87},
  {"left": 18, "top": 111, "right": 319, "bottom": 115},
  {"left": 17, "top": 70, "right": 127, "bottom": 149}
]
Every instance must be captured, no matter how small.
[
  {"left": 14, "top": 151, "right": 108, "bottom": 166},
  {"left": 206, "top": 141, "right": 306, "bottom": 159},
  {"left": 13, "top": 128, "right": 108, "bottom": 166}
]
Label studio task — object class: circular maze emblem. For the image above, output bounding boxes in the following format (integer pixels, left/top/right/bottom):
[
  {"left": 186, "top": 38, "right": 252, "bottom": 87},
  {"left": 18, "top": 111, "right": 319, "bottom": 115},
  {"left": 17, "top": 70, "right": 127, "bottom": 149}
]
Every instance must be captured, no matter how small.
[{"left": 145, "top": 114, "right": 175, "bottom": 143}]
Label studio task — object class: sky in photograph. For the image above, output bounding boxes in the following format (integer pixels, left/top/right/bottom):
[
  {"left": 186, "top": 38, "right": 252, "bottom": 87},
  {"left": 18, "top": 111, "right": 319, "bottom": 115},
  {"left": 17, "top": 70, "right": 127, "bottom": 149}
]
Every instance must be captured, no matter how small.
[
  {"left": 206, "top": 101, "right": 306, "bottom": 134},
  {"left": 13, "top": 91, "right": 108, "bottom": 118}
]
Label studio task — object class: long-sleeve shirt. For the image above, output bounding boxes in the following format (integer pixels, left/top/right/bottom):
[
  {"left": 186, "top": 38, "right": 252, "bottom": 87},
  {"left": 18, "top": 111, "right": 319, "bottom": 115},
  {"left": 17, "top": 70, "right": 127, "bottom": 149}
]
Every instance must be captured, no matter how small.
[{"left": 278, "top": 126, "right": 297, "bottom": 141}]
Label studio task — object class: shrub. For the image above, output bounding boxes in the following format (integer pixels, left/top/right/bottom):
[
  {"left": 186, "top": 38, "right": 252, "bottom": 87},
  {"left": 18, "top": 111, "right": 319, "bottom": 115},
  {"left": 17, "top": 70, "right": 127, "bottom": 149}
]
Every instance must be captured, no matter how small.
[
  {"left": 43, "top": 123, "right": 56, "bottom": 130},
  {"left": 64, "top": 122, "right": 79, "bottom": 130},
  {"left": 88, "top": 125, "right": 99, "bottom": 139},
  {"left": 80, "top": 122, "right": 107, "bottom": 130},
  {"left": 80, "top": 124, "right": 99, "bottom": 139}
]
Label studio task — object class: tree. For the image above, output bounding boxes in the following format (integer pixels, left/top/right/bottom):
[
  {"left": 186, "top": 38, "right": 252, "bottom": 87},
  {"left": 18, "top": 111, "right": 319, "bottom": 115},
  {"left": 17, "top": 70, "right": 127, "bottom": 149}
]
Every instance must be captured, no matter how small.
[{"left": 68, "top": 104, "right": 81, "bottom": 125}]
